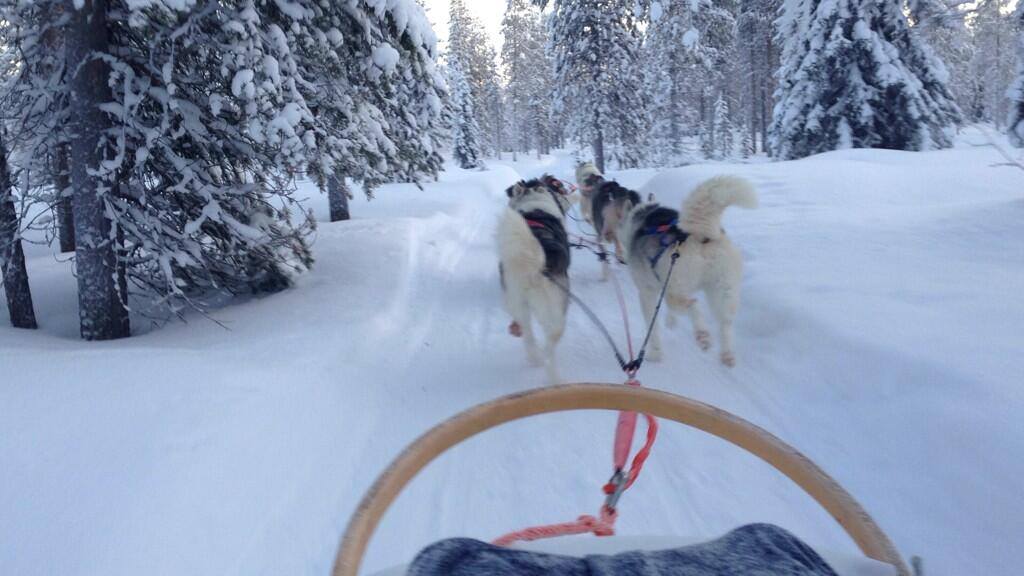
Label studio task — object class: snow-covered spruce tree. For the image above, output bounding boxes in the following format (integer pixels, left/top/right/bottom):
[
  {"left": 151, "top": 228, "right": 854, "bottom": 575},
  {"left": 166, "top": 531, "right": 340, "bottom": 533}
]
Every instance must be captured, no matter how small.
[
  {"left": 503, "top": 0, "right": 536, "bottom": 160},
  {"left": 0, "top": 1, "right": 75, "bottom": 255},
  {"left": 645, "top": 0, "right": 737, "bottom": 164},
  {"left": 448, "top": 57, "right": 485, "bottom": 169},
  {"left": 544, "top": 0, "right": 649, "bottom": 171},
  {"left": 771, "top": 0, "right": 962, "bottom": 159},
  {"left": 1009, "top": 2, "right": 1024, "bottom": 146},
  {"left": 969, "top": 0, "right": 1017, "bottom": 128},
  {"left": 712, "top": 94, "right": 735, "bottom": 159},
  {"left": 737, "top": 0, "right": 780, "bottom": 153},
  {"left": 449, "top": 0, "right": 503, "bottom": 156},
  {"left": 503, "top": 0, "right": 554, "bottom": 159},
  {"left": 2, "top": 0, "right": 319, "bottom": 332},
  {"left": 908, "top": 0, "right": 975, "bottom": 123},
  {"left": 645, "top": 0, "right": 700, "bottom": 167},
  {"left": 0, "top": 132, "right": 37, "bottom": 329},
  {"left": 294, "top": 0, "right": 445, "bottom": 221}
]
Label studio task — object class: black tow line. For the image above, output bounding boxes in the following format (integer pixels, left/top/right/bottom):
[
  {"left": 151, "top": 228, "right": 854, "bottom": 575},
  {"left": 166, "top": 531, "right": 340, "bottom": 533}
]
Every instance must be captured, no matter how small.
[{"left": 545, "top": 246, "right": 682, "bottom": 377}]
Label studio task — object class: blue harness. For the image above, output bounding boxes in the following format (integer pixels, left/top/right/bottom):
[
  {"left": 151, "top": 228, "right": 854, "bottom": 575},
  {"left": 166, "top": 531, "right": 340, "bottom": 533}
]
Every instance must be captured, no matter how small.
[{"left": 640, "top": 217, "right": 689, "bottom": 271}]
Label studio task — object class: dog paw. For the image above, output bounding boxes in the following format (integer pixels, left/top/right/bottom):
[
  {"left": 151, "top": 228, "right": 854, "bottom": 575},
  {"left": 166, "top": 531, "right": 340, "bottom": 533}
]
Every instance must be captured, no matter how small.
[
  {"left": 720, "top": 352, "right": 736, "bottom": 368},
  {"left": 696, "top": 330, "right": 711, "bottom": 351},
  {"left": 508, "top": 321, "right": 522, "bottom": 338}
]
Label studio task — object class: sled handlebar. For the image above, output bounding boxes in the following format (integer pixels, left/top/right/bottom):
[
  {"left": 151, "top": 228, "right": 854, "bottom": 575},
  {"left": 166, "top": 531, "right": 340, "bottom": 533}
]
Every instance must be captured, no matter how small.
[{"left": 331, "top": 383, "right": 910, "bottom": 576}]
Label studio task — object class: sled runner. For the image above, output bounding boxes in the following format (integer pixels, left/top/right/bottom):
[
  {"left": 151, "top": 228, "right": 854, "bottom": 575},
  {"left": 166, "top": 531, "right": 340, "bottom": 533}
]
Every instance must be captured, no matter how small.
[{"left": 331, "top": 384, "right": 913, "bottom": 576}]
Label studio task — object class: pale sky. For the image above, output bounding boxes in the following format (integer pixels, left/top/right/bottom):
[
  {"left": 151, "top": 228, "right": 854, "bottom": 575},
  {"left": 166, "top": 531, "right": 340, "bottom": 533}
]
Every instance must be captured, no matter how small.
[{"left": 422, "top": 0, "right": 506, "bottom": 52}]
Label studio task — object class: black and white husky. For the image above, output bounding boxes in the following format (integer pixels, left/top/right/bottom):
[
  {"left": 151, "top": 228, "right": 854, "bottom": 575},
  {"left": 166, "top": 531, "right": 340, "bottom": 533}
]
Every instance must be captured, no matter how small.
[
  {"left": 498, "top": 177, "right": 573, "bottom": 382},
  {"left": 618, "top": 176, "right": 758, "bottom": 367},
  {"left": 573, "top": 162, "right": 640, "bottom": 280}
]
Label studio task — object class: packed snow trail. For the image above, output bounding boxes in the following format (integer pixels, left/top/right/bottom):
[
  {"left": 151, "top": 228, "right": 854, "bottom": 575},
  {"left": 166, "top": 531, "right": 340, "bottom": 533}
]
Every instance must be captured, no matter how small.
[{"left": 2, "top": 136, "right": 1022, "bottom": 575}]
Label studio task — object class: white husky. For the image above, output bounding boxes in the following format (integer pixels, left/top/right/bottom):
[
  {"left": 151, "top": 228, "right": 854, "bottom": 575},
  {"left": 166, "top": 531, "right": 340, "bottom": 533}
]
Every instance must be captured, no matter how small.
[
  {"left": 619, "top": 176, "right": 758, "bottom": 367},
  {"left": 498, "top": 178, "right": 573, "bottom": 383}
]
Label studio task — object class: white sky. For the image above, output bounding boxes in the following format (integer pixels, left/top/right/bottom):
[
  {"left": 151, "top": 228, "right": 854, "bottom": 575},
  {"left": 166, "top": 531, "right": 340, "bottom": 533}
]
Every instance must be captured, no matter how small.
[{"left": 422, "top": 0, "right": 506, "bottom": 52}]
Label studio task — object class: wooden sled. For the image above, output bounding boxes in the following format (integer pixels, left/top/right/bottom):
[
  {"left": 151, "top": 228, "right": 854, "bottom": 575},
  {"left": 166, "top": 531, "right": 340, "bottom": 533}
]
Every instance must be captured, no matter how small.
[{"left": 331, "top": 384, "right": 912, "bottom": 576}]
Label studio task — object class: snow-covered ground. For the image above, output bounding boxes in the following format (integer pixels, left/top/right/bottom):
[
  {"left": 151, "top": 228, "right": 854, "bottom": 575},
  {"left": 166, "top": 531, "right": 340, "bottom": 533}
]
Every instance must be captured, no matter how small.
[{"left": 3, "top": 130, "right": 1022, "bottom": 576}]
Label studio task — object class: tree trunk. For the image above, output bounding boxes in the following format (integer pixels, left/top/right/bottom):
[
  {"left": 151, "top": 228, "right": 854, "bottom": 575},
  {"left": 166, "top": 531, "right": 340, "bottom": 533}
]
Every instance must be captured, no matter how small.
[
  {"left": 328, "top": 174, "right": 351, "bottom": 222},
  {"left": 0, "top": 134, "right": 38, "bottom": 329},
  {"left": 750, "top": 43, "right": 759, "bottom": 154},
  {"left": 592, "top": 113, "right": 606, "bottom": 173},
  {"left": 762, "top": 33, "right": 772, "bottom": 152},
  {"left": 54, "top": 144, "right": 75, "bottom": 253},
  {"left": 66, "top": 0, "right": 129, "bottom": 340}
]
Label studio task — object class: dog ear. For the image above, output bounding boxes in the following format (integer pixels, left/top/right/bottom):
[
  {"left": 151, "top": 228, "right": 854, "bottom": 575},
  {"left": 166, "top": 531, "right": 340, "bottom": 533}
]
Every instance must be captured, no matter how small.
[{"left": 507, "top": 181, "right": 526, "bottom": 198}]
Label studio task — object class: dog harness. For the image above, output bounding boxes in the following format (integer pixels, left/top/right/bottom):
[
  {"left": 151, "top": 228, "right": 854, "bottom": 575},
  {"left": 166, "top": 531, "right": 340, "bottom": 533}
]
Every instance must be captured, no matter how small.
[
  {"left": 521, "top": 209, "right": 571, "bottom": 277},
  {"left": 642, "top": 218, "right": 688, "bottom": 271},
  {"left": 634, "top": 205, "right": 715, "bottom": 278}
]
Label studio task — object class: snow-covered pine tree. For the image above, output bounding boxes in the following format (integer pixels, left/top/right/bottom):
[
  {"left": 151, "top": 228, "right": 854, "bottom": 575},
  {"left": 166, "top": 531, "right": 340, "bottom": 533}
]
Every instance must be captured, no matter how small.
[
  {"left": 295, "top": 0, "right": 445, "bottom": 221},
  {"left": 741, "top": 126, "right": 755, "bottom": 157},
  {"left": 368, "top": 2, "right": 447, "bottom": 184},
  {"left": 0, "top": 131, "right": 37, "bottom": 329},
  {"left": 712, "top": 94, "right": 735, "bottom": 159},
  {"left": 908, "top": 0, "right": 975, "bottom": 122},
  {"left": 544, "top": 0, "right": 649, "bottom": 171},
  {"left": 503, "top": 0, "right": 541, "bottom": 160},
  {"left": 449, "top": 0, "right": 503, "bottom": 156},
  {"left": 969, "top": 0, "right": 1017, "bottom": 128},
  {"left": 1, "top": 0, "right": 322, "bottom": 332},
  {"left": 771, "top": 0, "right": 962, "bottom": 159},
  {"left": 645, "top": 0, "right": 700, "bottom": 167},
  {"left": 448, "top": 57, "right": 485, "bottom": 169},
  {"left": 1009, "top": 2, "right": 1024, "bottom": 146},
  {"left": 737, "top": 0, "right": 780, "bottom": 153},
  {"left": 525, "top": 14, "right": 556, "bottom": 158},
  {"left": 0, "top": 1, "right": 75, "bottom": 255}
]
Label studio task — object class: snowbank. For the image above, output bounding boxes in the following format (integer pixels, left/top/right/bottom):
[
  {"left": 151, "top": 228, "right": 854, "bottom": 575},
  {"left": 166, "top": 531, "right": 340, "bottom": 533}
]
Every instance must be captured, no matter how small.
[{"left": 2, "top": 140, "right": 1022, "bottom": 575}]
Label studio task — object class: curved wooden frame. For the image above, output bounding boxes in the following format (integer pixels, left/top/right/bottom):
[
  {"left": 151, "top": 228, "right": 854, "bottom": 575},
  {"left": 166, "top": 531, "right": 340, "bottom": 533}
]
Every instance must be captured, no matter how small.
[{"left": 332, "top": 384, "right": 909, "bottom": 576}]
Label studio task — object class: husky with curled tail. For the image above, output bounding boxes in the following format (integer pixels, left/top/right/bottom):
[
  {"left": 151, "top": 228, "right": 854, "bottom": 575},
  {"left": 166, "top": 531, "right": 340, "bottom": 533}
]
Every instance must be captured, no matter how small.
[
  {"left": 498, "top": 177, "right": 573, "bottom": 382},
  {"left": 619, "top": 176, "right": 758, "bottom": 367}
]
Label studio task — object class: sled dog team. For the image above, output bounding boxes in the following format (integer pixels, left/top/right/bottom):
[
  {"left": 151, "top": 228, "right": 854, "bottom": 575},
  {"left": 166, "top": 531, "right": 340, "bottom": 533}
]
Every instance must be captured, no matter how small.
[{"left": 498, "top": 163, "right": 758, "bottom": 383}]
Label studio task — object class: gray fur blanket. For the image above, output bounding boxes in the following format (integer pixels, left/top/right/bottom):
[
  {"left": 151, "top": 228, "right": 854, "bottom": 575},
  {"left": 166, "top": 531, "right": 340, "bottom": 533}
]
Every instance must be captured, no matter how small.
[{"left": 407, "top": 523, "right": 838, "bottom": 576}]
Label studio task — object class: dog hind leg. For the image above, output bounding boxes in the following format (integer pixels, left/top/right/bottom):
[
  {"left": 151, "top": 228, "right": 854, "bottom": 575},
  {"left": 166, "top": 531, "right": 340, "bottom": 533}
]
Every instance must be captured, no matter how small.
[
  {"left": 668, "top": 293, "right": 711, "bottom": 352},
  {"left": 707, "top": 287, "right": 739, "bottom": 367},
  {"left": 534, "top": 281, "right": 567, "bottom": 383},
  {"left": 507, "top": 287, "right": 542, "bottom": 366}
]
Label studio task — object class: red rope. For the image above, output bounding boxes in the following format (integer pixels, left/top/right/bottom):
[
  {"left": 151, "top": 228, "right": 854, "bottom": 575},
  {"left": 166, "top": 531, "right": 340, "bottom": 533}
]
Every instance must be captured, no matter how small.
[
  {"left": 492, "top": 506, "right": 618, "bottom": 546},
  {"left": 491, "top": 256, "right": 662, "bottom": 548},
  {"left": 623, "top": 413, "right": 659, "bottom": 491},
  {"left": 492, "top": 388, "right": 658, "bottom": 547}
]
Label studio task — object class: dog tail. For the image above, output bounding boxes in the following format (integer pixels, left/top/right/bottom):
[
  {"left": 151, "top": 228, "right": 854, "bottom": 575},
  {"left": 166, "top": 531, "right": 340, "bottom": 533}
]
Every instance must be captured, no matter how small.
[
  {"left": 498, "top": 208, "right": 546, "bottom": 281},
  {"left": 680, "top": 175, "right": 758, "bottom": 240}
]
